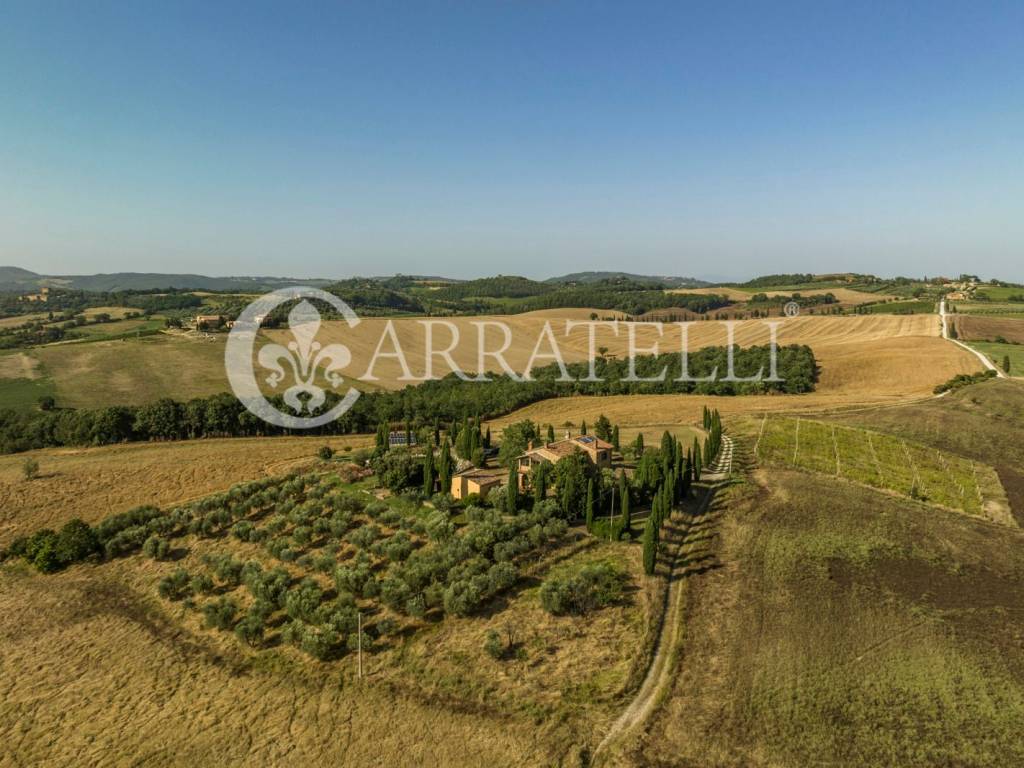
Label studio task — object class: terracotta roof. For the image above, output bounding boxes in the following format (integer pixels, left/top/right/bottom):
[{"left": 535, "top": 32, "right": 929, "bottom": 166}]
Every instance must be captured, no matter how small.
[{"left": 518, "top": 434, "right": 612, "bottom": 463}]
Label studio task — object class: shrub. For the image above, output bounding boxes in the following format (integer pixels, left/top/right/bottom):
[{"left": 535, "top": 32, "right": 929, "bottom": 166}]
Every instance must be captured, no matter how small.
[
  {"left": 484, "top": 629, "right": 503, "bottom": 660},
  {"left": 234, "top": 611, "right": 266, "bottom": 648},
  {"left": 53, "top": 519, "right": 99, "bottom": 565},
  {"left": 142, "top": 535, "right": 170, "bottom": 560},
  {"left": 285, "top": 578, "right": 324, "bottom": 622},
  {"left": 22, "top": 457, "right": 40, "bottom": 481},
  {"left": 318, "top": 445, "right": 335, "bottom": 461},
  {"left": 190, "top": 573, "right": 214, "bottom": 595},
  {"left": 158, "top": 569, "right": 191, "bottom": 600},
  {"left": 202, "top": 597, "right": 239, "bottom": 631},
  {"left": 539, "top": 562, "right": 624, "bottom": 616},
  {"left": 346, "top": 524, "right": 381, "bottom": 550},
  {"left": 246, "top": 567, "right": 291, "bottom": 608}
]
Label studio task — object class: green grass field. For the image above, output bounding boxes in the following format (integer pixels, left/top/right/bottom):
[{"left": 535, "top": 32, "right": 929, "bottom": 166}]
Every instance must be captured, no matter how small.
[
  {"left": 974, "top": 284, "right": 1024, "bottom": 301},
  {"left": 967, "top": 341, "right": 1023, "bottom": 377},
  {"left": 755, "top": 415, "right": 1005, "bottom": 518},
  {"left": 951, "top": 302, "right": 1024, "bottom": 318}
]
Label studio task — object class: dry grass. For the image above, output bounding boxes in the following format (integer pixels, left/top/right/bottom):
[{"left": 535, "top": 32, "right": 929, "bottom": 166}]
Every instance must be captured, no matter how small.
[
  {"left": 32, "top": 333, "right": 231, "bottom": 408},
  {"left": 0, "top": 313, "right": 47, "bottom": 329},
  {"left": 0, "top": 352, "right": 40, "bottom": 380},
  {"left": 269, "top": 312, "right": 968, "bottom": 392},
  {"left": 0, "top": 518, "right": 651, "bottom": 766},
  {"left": 17, "top": 313, "right": 975, "bottom": 411},
  {"left": 0, "top": 435, "right": 370, "bottom": 547},
  {"left": 0, "top": 560, "right": 555, "bottom": 767}
]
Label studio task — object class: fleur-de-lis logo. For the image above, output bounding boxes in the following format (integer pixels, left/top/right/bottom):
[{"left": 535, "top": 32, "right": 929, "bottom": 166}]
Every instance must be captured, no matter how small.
[
  {"left": 257, "top": 300, "right": 352, "bottom": 414},
  {"left": 225, "top": 287, "right": 360, "bottom": 430}
]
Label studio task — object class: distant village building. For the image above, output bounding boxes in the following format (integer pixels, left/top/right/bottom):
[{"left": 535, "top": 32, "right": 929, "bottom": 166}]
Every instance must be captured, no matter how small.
[
  {"left": 450, "top": 467, "right": 505, "bottom": 500},
  {"left": 195, "top": 314, "right": 224, "bottom": 329},
  {"left": 515, "top": 434, "right": 613, "bottom": 489},
  {"left": 23, "top": 287, "right": 50, "bottom": 302}
]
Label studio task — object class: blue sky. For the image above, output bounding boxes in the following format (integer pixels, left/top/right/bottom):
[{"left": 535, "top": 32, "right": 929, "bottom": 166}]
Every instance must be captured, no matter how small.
[{"left": 1, "top": 1, "right": 1022, "bottom": 281}]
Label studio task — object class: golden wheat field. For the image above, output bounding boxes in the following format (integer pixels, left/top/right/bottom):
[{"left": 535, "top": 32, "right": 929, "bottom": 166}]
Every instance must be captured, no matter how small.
[
  {"left": 268, "top": 311, "right": 966, "bottom": 392},
  {"left": 676, "top": 286, "right": 899, "bottom": 304},
  {"left": 0, "top": 435, "right": 370, "bottom": 547}
]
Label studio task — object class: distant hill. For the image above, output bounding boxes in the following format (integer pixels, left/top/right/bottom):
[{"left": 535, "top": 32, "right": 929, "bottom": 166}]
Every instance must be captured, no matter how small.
[
  {"left": 0, "top": 267, "right": 335, "bottom": 293},
  {"left": 546, "top": 271, "right": 709, "bottom": 288}
]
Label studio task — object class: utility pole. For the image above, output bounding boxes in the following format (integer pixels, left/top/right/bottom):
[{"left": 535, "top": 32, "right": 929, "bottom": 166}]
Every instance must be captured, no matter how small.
[{"left": 357, "top": 611, "right": 363, "bottom": 680}]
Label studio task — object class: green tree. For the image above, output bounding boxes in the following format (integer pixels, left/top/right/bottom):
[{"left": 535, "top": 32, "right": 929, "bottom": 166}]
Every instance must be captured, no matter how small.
[
  {"left": 594, "top": 414, "right": 612, "bottom": 441},
  {"left": 22, "top": 457, "right": 39, "bottom": 481},
  {"left": 506, "top": 466, "right": 520, "bottom": 512},
  {"left": 618, "top": 474, "right": 631, "bottom": 536},
  {"left": 422, "top": 448, "right": 435, "bottom": 496},
  {"left": 547, "top": 423, "right": 555, "bottom": 443},
  {"left": 585, "top": 478, "right": 595, "bottom": 530},
  {"left": 642, "top": 515, "right": 658, "bottom": 575},
  {"left": 580, "top": 419, "right": 587, "bottom": 435},
  {"left": 437, "top": 439, "right": 452, "bottom": 495},
  {"left": 555, "top": 453, "right": 589, "bottom": 519},
  {"left": 1004, "top": 355, "right": 1012, "bottom": 374},
  {"left": 611, "top": 424, "right": 620, "bottom": 452},
  {"left": 497, "top": 420, "right": 539, "bottom": 467},
  {"left": 531, "top": 461, "right": 551, "bottom": 507}
]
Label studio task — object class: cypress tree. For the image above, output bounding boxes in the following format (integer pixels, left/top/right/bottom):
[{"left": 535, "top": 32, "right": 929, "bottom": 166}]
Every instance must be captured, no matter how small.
[
  {"left": 533, "top": 463, "right": 549, "bottom": 507},
  {"left": 438, "top": 439, "right": 452, "bottom": 495},
  {"left": 484, "top": 426, "right": 492, "bottom": 450},
  {"left": 585, "top": 478, "right": 595, "bottom": 531},
  {"left": 634, "top": 432, "right": 645, "bottom": 456},
  {"left": 661, "top": 430, "right": 674, "bottom": 459},
  {"left": 422, "top": 448, "right": 435, "bottom": 496},
  {"left": 619, "top": 474, "right": 631, "bottom": 534},
  {"left": 1004, "top": 355, "right": 1012, "bottom": 374},
  {"left": 612, "top": 425, "right": 620, "bottom": 452},
  {"left": 547, "top": 423, "right": 555, "bottom": 443},
  {"left": 581, "top": 419, "right": 588, "bottom": 435},
  {"left": 642, "top": 515, "right": 657, "bottom": 575},
  {"left": 506, "top": 466, "right": 519, "bottom": 513}
]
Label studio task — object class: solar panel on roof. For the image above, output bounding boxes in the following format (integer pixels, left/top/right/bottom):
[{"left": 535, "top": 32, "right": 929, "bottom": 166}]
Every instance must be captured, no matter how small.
[{"left": 578, "top": 436, "right": 595, "bottom": 443}]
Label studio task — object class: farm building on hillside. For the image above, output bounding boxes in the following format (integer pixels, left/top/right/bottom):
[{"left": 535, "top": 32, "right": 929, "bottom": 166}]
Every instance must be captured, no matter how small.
[
  {"left": 195, "top": 314, "right": 224, "bottom": 329},
  {"left": 515, "top": 434, "right": 613, "bottom": 489},
  {"left": 22, "top": 287, "right": 50, "bottom": 302},
  {"left": 450, "top": 467, "right": 505, "bottom": 500}
]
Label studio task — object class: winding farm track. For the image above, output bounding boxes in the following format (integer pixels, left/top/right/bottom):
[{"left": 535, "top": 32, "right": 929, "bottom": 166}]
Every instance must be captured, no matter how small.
[
  {"left": 940, "top": 299, "right": 1006, "bottom": 378},
  {"left": 592, "top": 471, "right": 726, "bottom": 765}
]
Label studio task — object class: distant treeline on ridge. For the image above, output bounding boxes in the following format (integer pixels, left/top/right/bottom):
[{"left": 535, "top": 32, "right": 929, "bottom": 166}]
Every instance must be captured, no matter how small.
[{"left": 0, "top": 344, "right": 816, "bottom": 454}]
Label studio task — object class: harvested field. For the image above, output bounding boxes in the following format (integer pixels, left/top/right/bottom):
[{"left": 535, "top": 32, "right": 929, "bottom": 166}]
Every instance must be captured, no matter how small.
[
  {"left": 678, "top": 286, "right": 899, "bottom": 305},
  {"left": 32, "top": 333, "right": 231, "bottom": 408},
  {"left": 0, "top": 560, "right": 554, "bottom": 767},
  {"left": 624, "top": 471, "right": 1024, "bottom": 768},
  {"left": 270, "top": 312, "right": 968, "bottom": 393},
  {"left": 15, "top": 313, "right": 975, "bottom": 409},
  {"left": 953, "top": 314, "right": 1024, "bottom": 344},
  {"left": 0, "top": 435, "right": 370, "bottom": 546}
]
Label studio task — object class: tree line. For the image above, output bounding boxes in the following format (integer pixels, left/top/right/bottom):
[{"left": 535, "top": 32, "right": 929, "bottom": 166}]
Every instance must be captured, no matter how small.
[{"left": 1, "top": 345, "right": 814, "bottom": 454}]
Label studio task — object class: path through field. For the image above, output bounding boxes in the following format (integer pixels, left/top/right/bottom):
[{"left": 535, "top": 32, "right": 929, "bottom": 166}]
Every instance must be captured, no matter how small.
[
  {"left": 592, "top": 471, "right": 727, "bottom": 764},
  {"left": 941, "top": 299, "right": 1006, "bottom": 378}
]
